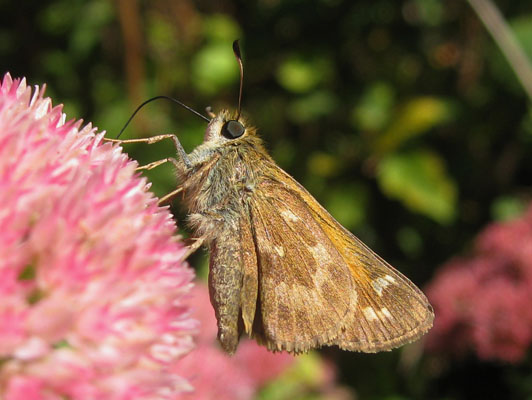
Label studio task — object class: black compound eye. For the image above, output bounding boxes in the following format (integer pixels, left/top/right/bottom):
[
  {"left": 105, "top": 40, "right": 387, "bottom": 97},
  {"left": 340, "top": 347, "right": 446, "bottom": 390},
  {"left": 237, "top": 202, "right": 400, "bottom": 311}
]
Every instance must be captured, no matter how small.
[{"left": 222, "top": 120, "right": 245, "bottom": 139}]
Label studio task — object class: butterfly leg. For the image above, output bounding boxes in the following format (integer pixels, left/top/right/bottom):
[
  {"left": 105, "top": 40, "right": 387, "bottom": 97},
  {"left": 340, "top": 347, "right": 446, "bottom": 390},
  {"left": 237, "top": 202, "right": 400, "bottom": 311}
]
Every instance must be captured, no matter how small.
[
  {"left": 158, "top": 186, "right": 184, "bottom": 205},
  {"left": 180, "top": 235, "right": 206, "bottom": 260},
  {"left": 104, "top": 134, "right": 191, "bottom": 168},
  {"left": 105, "top": 138, "right": 188, "bottom": 204},
  {"left": 135, "top": 158, "right": 175, "bottom": 171}
]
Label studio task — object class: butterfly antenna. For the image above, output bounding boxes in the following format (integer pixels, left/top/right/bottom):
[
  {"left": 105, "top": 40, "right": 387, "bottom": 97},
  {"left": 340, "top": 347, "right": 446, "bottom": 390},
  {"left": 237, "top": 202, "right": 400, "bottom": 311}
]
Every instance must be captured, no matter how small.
[
  {"left": 117, "top": 95, "right": 210, "bottom": 139},
  {"left": 232, "top": 40, "right": 244, "bottom": 120}
]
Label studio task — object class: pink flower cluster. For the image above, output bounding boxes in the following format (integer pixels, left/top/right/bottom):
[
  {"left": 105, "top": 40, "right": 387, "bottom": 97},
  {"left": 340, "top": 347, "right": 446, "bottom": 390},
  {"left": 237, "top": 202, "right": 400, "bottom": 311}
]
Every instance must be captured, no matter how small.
[
  {"left": 426, "top": 205, "right": 532, "bottom": 362},
  {"left": 0, "top": 74, "right": 197, "bottom": 399},
  {"left": 173, "top": 283, "right": 296, "bottom": 400}
]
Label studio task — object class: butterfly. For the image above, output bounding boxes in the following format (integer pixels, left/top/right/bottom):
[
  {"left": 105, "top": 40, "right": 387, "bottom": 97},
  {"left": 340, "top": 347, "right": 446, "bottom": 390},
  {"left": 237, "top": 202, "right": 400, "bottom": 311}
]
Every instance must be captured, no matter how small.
[{"left": 111, "top": 40, "right": 434, "bottom": 355}]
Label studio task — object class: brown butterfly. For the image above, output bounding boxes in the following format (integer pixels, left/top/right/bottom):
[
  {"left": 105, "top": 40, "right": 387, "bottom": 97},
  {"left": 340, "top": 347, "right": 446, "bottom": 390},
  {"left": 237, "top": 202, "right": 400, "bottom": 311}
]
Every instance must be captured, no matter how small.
[{"left": 110, "top": 41, "right": 434, "bottom": 355}]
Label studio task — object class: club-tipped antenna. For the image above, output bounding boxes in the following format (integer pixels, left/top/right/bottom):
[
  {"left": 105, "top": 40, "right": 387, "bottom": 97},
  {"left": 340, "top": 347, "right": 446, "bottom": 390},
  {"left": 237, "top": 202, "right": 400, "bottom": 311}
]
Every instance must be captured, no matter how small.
[
  {"left": 116, "top": 95, "right": 210, "bottom": 139},
  {"left": 232, "top": 40, "right": 244, "bottom": 120}
]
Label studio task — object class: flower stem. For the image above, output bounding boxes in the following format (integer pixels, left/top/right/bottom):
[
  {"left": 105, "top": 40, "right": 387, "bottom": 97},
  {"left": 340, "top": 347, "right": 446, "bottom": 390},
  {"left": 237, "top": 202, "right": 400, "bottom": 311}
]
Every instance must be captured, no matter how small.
[{"left": 468, "top": 0, "right": 532, "bottom": 102}]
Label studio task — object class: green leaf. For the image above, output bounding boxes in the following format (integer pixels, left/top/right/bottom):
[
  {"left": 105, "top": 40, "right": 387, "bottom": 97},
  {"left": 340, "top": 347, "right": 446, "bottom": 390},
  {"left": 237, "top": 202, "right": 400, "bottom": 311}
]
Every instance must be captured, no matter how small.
[
  {"left": 374, "top": 97, "right": 454, "bottom": 154},
  {"left": 287, "top": 90, "right": 337, "bottom": 123},
  {"left": 147, "top": 14, "right": 178, "bottom": 55},
  {"left": 325, "top": 183, "right": 369, "bottom": 229},
  {"left": 191, "top": 42, "right": 240, "bottom": 95},
  {"left": 188, "top": 15, "right": 241, "bottom": 95},
  {"left": 491, "top": 195, "right": 528, "bottom": 221},
  {"left": 276, "top": 56, "right": 332, "bottom": 93},
  {"left": 203, "top": 14, "right": 241, "bottom": 42},
  {"left": 257, "top": 352, "right": 329, "bottom": 400},
  {"left": 351, "top": 81, "right": 395, "bottom": 132},
  {"left": 377, "top": 149, "right": 457, "bottom": 224}
]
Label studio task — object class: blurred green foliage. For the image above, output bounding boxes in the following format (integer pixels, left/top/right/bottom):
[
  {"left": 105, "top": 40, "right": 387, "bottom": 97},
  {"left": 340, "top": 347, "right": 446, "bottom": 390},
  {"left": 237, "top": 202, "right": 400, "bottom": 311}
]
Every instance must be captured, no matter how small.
[
  {"left": 377, "top": 149, "right": 457, "bottom": 224},
  {"left": 259, "top": 352, "right": 336, "bottom": 400},
  {"left": 2, "top": 0, "right": 532, "bottom": 399}
]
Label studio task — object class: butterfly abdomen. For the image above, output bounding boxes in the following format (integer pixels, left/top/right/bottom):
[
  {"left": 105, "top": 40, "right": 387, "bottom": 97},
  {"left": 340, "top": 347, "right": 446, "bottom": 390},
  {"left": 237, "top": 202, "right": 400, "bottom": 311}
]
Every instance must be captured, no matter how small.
[{"left": 179, "top": 137, "right": 265, "bottom": 354}]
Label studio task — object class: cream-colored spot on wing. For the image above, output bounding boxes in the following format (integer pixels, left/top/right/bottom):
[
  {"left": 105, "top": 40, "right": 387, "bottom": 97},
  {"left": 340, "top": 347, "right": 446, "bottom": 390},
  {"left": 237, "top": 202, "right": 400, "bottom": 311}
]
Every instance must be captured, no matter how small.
[
  {"left": 308, "top": 243, "right": 329, "bottom": 261},
  {"left": 363, "top": 307, "right": 378, "bottom": 321},
  {"left": 384, "top": 275, "right": 396, "bottom": 283},
  {"left": 378, "top": 307, "right": 392, "bottom": 319},
  {"left": 372, "top": 277, "right": 391, "bottom": 296},
  {"left": 275, "top": 245, "right": 285, "bottom": 257},
  {"left": 281, "top": 209, "right": 299, "bottom": 223}
]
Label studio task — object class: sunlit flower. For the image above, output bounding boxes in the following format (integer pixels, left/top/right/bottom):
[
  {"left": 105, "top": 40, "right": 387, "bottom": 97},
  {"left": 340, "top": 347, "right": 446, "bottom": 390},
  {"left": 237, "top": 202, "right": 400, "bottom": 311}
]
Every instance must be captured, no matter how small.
[
  {"left": 426, "top": 205, "right": 532, "bottom": 362},
  {"left": 0, "top": 73, "right": 197, "bottom": 399}
]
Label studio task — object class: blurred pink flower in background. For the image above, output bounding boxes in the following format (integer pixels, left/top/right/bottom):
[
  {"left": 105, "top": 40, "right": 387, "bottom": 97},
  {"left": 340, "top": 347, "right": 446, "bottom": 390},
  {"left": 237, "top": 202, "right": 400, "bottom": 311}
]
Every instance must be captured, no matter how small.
[
  {"left": 173, "top": 282, "right": 345, "bottom": 400},
  {"left": 173, "top": 283, "right": 295, "bottom": 400},
  {"left": 0, "top": 74, "right": 197, "bottom": 399},
  {"left": 426, "top": 205, "right": 532, "bottom": 363}
]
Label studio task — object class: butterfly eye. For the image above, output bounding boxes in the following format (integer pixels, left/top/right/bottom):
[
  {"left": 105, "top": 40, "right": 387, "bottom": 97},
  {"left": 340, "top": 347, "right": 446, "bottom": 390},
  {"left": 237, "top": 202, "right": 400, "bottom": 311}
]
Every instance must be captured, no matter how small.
[{"left": 222, "top": 120, "right": 245, "bottom": 139}]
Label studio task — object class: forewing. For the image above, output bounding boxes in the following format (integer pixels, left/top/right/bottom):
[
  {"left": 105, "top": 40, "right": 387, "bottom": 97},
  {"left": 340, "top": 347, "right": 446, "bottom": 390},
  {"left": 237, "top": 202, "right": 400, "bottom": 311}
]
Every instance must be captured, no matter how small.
[
  {"left": 249, "top": 178, "right": 356, "bottom": 354},
  {"left": 251, "top": 165, "right": 433, "bottom": 353},
  {"left": 334, "top": 243, "right": 434, "bottom": 352},
  {"left": 290, "top": 175, "right": 434, "bottom": 351}
]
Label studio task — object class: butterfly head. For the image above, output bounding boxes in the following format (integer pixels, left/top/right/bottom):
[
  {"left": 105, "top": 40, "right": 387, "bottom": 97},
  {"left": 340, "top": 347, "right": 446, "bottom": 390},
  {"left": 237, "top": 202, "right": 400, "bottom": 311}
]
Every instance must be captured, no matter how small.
[{"left": 204, "top": 109, "right": 256, "bottom": 144}]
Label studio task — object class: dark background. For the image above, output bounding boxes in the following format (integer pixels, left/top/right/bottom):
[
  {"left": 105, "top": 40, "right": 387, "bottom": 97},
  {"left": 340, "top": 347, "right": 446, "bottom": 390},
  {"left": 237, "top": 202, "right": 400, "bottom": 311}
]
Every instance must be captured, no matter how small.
[{"left": 2, "top": 0, "right": 532, "bottom": 398}]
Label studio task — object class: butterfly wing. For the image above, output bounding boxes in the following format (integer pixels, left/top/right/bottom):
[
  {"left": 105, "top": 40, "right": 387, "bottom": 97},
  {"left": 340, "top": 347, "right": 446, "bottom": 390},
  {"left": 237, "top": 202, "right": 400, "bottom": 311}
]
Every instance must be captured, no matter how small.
[
  {"left": 248, "top": 164, "right": 434, "bottom": 354},
  {"left": 248, "top": 177, "right": 356, "bottom": 353},
  {"left": 321, "top": 216, "right": 434, "bottom": 352}
]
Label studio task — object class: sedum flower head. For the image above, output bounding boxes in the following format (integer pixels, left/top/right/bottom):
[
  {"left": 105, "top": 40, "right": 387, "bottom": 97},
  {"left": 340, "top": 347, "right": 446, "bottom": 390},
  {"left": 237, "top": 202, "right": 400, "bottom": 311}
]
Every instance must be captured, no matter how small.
[
  {"left": 426, "top": 205, "right": 532, "bottom": 363},
  {"left": 0, "top": 73, "right": 197, "bottom": 399}
]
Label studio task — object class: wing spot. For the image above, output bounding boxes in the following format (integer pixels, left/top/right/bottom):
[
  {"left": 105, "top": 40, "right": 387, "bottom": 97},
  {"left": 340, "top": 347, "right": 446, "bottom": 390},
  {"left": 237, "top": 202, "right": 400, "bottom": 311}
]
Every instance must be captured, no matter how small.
[
  {"left": 372, "top": 277, "right": 391, "bottom": 296},
  {"left": 275, "top": 245, "right": 285, "bottom": 257},
  {"left": 363, "top": 307, "right": 378, "bottom": 321},
  {"left": 308, "top": 243, "right": 329, "bottom": 262},
  {"left": 378, "top": 307, "right": 392, "bottom": 319},
  {"left": 281, "top": 209, "right": 299, "bottom": 223},
  {"left": 384, "top": 275, "right": 396, "bottom": 283}
]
